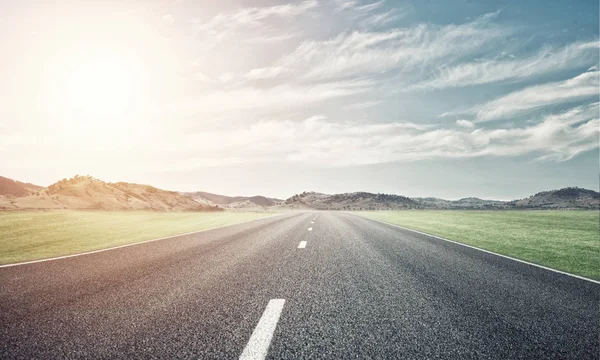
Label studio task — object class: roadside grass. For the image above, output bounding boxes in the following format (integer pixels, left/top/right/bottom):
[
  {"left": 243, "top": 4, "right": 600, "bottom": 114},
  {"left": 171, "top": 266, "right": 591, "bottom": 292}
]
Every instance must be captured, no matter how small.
[
  {"left": 0, "top": 211, "right": 276, "bottom": 265},
  {"left": 355, "top": 210, "right": 599, "bottom": 280}
]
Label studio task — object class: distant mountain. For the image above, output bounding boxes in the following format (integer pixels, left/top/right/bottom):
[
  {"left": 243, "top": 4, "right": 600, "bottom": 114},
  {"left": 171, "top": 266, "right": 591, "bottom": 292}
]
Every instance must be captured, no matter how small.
[
  {"left": 0, "top": 176, "right": 43, "bottom": 197},
  {"left": 283, "top": 187, "right": 600, "bottom": 210},
  {"left": 283, "top": 191, "right": 418, "bottom": 210},
  {"left": 0, "top": 175, "right": 220, "bottom": 211},
  {"left": 413, "top": 197, "right": 508, "bottom": 209},
  {"left": 183, "top": 191, "right": 283, "bottom": 209},
  {"left": 1, "top": 174, "right": 598, "bottom": 211},
  {"left": 281, "top": 192, "right": 330, "bottom": 209},
  {"left": 509, "top": 187, "right": 600, "bottom": 209}
]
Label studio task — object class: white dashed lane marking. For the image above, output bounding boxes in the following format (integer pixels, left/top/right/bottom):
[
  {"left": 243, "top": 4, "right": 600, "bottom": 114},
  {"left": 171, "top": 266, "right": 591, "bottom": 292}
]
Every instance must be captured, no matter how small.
[
  {"left": 239, "top": 299, "right": 286, "bottom": 360},
  {"left": 298, "top": 241, "right": 307, "bottom": 249}
]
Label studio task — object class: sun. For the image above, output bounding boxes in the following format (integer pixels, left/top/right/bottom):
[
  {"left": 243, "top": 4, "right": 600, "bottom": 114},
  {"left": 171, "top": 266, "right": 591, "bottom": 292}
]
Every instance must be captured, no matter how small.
[{"left": 65, "top": 55, "right": 134, "bottom": 120}]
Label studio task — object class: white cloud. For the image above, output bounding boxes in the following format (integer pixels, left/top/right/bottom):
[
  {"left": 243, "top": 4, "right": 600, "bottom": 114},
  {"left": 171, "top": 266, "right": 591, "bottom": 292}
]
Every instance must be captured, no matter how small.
[
  {"left": 359, "top": 8, "right": 405, "bottom": 28},
  {"left": 305, "top": 114, "right": 328, "bottom": 122},
  {"left": 335, "top": 0, "right": 409, "bottom": 27},
  {"left": 471, "top": 70, "right": 599, "bottom": 122},
  {"left": 456, "top": 119, "right": 474, "bottom": 128},
  {"left": 195, "top": 0, "right": 317, "bottom": 41},
  {"left": 162, "top": 14, "right": 175, "bottom": 23},
  {"left": 354, "top": 1, "right": 385, "bottom": 13},
  {"left": 240, "top": 12, "right": 506, "bottom": 82},
  {"left": 193, "top": 71, "right": 212, "bottom": 83},
  {"left": 244, "top": 66, "right": 290, "bottom": 80},
  {"left": 141, "top": 103, "right": 598, "bottom": 167},
  {"left": 248, "top": 32, "right": 300, "bottom": 43},
  {"left": 160, "top": 80, "right": 373, "bottom": 117},
  {"left": 219, "top": 72, "right": 235, "bottom": 83},
  {"left": 334, "top": 0, "right": 384, "bottom": 13},
  {"left": 334, "top": 0, "right": 359, "bottom": 12},
  {"left": 411, "top": 40, "right": 600, "bottom": 90},
  {"left": 343, "top": 100, "right": 382, "bottom": 110}
]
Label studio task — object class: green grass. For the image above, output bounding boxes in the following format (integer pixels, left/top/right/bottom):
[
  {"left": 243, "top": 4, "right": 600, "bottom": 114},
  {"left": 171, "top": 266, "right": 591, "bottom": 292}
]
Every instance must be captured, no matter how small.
[
  {"left": 355, "top": 210, "right": 600, "bottom": 280},
  {"left": 0, "top": 211, "right": 277, "bottom": 265}
]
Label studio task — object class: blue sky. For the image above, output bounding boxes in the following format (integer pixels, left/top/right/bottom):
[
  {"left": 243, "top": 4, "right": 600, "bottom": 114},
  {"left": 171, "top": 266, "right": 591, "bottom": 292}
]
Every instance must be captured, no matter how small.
[{"left": 0, "top": 0, "right": 598, "bottom": 199}]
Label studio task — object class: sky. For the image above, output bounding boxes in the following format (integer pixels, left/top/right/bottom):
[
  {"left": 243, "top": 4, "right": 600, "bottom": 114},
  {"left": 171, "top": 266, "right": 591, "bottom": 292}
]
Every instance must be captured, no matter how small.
[{"left": 0, "top": 0, "right": 598, "bottom": 200}]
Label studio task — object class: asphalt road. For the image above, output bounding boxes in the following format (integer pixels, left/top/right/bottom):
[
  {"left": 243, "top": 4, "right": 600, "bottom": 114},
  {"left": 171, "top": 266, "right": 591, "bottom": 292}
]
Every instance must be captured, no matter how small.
[{"left": 0, "top": 212, "right": 598, "bottom": 359}]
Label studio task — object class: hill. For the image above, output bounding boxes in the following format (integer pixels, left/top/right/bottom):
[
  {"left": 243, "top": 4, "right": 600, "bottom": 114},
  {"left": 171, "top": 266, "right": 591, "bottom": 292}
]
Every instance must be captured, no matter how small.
[
  {"left": 2, "top": 174, "right": 598, "bottom": 211},
  {"left": 413, "top": 197, "right": 508, "bottom": 209},
  {"left": 282, "top": 191, "right": 418, "bottom": 210},
  {"left": 0, "top": 175, "right": 220, "bottom": 211},
  {"left": 283, "top": 187, "right": 600, "bottom": 210},
  {"left": 0, "top": 176, "right": 43, "bottom": 197},
  {"left": 183, "top": 191, "right": 283, "bottom": 209},
  {"left": 510, "top": 187, "right": 600, "bottom": 209}
]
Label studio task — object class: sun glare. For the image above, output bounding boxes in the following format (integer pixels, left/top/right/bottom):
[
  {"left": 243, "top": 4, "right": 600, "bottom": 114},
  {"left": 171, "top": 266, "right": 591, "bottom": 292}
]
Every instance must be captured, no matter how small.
[{"left": 65, "top": 55, "right": 134, "bottom": 120}]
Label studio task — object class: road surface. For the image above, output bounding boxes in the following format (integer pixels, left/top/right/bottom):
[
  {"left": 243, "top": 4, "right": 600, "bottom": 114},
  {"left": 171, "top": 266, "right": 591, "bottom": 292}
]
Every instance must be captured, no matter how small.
[{"left": 0, "top": 212, "right": 598, "bottom": 359}]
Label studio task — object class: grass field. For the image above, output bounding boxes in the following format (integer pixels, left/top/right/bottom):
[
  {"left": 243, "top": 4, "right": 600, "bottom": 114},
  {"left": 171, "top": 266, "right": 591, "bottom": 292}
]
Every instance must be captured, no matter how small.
[
  {"left": 0, "top": 211, "right": 276, "bottom": 265},
  {"left": 355, "top": 210, "right": 599, "bottom": 280}
]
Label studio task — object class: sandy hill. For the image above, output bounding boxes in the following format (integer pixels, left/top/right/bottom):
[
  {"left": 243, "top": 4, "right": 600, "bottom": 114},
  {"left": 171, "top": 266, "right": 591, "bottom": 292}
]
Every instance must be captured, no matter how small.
[
  {"left": 183, "top": 191, "right": 283, "bottom": 209},
  {"left": 510, "top": 187, "right": 600, "bottom": 209},
  {"left": 0, "top": 175, "right": 220, "bottom": 211},
  {"left": 0, "top": 176, "right": 43, "bottom": 197}
]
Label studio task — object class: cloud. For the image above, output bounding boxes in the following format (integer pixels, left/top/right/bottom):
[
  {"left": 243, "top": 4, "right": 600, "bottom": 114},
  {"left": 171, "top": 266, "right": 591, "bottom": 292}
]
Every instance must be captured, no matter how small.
[
  {"left": 359, "top": 8, "right": 407, "bottom": 28},
  {"left": 248, "top": 32, "right": 300, "bottom": 43},
  {"left": 160, "top": 80, "right": 373, "bottom": 117},
  {"left": 162, "top": 14, "right": 175, "bottom": 23},
  {"left": 411, "top": 40, "right": 600, "bottom": 90},
  {"left": 343, "top": 100, "right": 383, "bottom": 110},
  {"left": 240, "top": 12, "right": 506, "bottom": 82},
  {"left": 334, "top": 0, "right": 359, "bottom": 12},
  {"left": 244, "top": 66, "right": 289, "bottom": 80},
  {"left": 141, "top": 102, "right": 598, "bottom": 167},
  {"left": 469, "top": 70, "right": 599, "bottom": 122},
  {"left": 219, "top": 72, "right": 235, "bottom": 83},
  {"left": 194, "top": 0, "right": 318, "bottom": 41},
  {"left": 334, "top": 0, "right": 384, "bottom": 13},
  {"left": 456, "top": 119, "right": 474, "bottom": 128},
  {"left": 353, "top": 1, "right": 385, "bottom": 13},
  {"left": 193, "top": 71, "right": 212, "bottom": 83}
]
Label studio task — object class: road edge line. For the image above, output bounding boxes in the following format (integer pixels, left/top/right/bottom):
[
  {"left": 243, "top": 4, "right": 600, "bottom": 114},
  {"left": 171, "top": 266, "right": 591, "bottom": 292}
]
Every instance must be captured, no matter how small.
[
  {"left": 352, "top": 213, "right": 600, "bottom": 285},
  {"left": 0, "top": 212, "right": 288, "bottom": 268}
]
